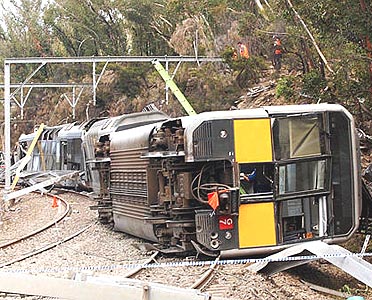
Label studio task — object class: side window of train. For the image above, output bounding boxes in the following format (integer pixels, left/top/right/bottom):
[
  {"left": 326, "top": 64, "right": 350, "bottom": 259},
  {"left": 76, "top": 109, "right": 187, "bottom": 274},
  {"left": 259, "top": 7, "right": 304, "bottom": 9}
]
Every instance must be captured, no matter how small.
[
  {"left": 273, "top": 114, "right": 331, "bottom": 199},
  {"left": 277, "top": 159, "right": 329, "bottom": 196},
  {"left": 273, "top": 114, "right": 327, "bottom": 160}
]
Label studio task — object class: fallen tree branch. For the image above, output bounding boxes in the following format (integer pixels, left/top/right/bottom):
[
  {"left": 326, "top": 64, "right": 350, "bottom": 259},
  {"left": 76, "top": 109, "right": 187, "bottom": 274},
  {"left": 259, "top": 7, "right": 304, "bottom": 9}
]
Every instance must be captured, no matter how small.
[{"left": 286, "top": 0, "right": 334, "bottom": 74}]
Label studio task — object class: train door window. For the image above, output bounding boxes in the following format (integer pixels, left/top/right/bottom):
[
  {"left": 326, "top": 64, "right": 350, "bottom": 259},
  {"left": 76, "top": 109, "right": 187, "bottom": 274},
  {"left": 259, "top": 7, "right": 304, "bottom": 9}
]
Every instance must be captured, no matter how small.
[
  {"left": 50, "top": 140, "right": 57, "bottom": 169},
  {"left": 69, "top": 139, "right": 83, "bottom": 170},
  {"left": 273, "top": 114, "right": 327, "bottom": 160},
  {"left": 281, "top": 198, "right": 304, "bottom": 242},
  {"left": 31, "top": 145, "right": 40, "bottom": 171},
  {"left": 277, "top": 159, "right": 328, "bottom": 197},
  {"left": 39, "top": 141, "right": 46, "bottom": 171},
  {"left": 56, "top": 141, "right": 61, "bottom": 169}
]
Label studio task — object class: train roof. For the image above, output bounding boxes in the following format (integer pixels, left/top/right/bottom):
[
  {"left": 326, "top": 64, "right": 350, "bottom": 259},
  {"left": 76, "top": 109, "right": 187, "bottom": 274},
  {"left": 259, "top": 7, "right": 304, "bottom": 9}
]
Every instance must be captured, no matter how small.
[
  {"left": 18, "top": 124, "right": 66, "bottom": 142},
  {"left": 85, "top": 110, "right": 169, "bottom": 137},
  {"left": 115, "top": 111, "right": 169, "bottom": 131},
  {"left": 58, "top": 122, "right": 84, "bottom": 139},
  {"left": 263, "top": 103, "right": 351, "bottom": 117},
  {"left": 176, "top": 103, "right": 351, "bottom": 128}
]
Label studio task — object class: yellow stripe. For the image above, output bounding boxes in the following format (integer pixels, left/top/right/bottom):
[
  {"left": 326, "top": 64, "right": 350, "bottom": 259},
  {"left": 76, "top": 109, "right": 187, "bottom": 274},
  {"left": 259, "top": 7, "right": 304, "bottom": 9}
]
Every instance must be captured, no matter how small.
[
  {"left": 233, "top": 119, "right": 272, "bottom": 163},
  {"left": 238, "top": 202, "right": 277, "bottom": 248}
]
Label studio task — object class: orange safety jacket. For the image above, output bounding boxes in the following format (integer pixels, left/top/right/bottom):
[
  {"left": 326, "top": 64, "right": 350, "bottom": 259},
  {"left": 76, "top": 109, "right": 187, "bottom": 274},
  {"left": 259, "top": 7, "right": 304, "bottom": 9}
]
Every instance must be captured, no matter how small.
[
  {"left": 274, "top": 39, "right": 282, "bottom": 55},
  {"left": 239, "top": 44, "right": 249, "bottom": 59}
]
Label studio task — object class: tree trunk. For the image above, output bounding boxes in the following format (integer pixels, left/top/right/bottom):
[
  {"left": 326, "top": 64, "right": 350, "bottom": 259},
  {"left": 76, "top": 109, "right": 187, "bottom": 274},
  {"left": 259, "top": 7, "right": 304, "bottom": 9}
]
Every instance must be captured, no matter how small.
[{"left": 286, "top": 0, "right": 334, "bottom": 74}]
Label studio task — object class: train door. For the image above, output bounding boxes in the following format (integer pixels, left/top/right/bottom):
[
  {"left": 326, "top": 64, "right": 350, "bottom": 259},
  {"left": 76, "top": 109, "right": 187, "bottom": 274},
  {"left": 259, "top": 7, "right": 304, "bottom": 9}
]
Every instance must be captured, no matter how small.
[
  {"left": 235, "top": 113, "right": 335, "bottom": 249},
  {"left": 233, "top": 118, "right": 278, "bottom": 248}
]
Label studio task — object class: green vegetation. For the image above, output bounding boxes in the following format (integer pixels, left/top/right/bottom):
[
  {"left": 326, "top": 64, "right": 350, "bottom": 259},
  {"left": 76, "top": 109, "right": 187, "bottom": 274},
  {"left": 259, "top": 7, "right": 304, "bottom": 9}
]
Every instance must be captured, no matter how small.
[
  {"left": 276, "top": 76, "right": 295, "bottom": 101},
  {"left": 0, "top": 0, "right": 372, "bottom": 135},
  {"left": 301, "top": 70, "right": 327, "bottom": 101}
]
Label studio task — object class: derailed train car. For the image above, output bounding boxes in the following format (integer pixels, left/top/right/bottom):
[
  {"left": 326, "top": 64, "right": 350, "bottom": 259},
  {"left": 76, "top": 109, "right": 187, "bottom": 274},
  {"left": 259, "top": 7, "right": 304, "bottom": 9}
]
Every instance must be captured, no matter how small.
[
  {"left": 16, "top": 123, "right": 86, "bottom": 188},
  {"left": 88, "top": 104, "right": 361, "bottom": 256},
  {"left": 17, "top": 103, "right": 363, "bottom": 256}
]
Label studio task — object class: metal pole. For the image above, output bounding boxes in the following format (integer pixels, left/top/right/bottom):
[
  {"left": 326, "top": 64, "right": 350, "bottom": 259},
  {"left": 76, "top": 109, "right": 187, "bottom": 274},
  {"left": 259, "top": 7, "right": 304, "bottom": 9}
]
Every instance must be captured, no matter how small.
[
  {"left": 165, "top": 57, "right": 169, "bottom": 105},
  {"left": 72, "top": 87, "right": 76, "bottom": 119},
  {"left": 20, "top": 87, "right": 24, "bottom": 119},
  {"left": 10, "top": 62, "right": 46, "bottom": 99},
  {"left": 92, "top": 61, "right": 96, "bottom": 106},
  {"left": 95, "top": 61, "right": 109, "bottom": 89},
  {"left": 21, "top": 87, "right": 34, "bottom": 120},
  {"left": 4, "top": 62, "right": 11, "bottom": 192}
]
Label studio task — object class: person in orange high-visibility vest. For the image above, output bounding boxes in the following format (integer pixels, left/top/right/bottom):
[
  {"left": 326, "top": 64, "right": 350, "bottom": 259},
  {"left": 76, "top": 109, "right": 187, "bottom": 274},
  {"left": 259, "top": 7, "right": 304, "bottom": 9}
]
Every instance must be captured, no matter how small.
[
  {"left": 273, "top": 36, "right": 283, "bottom": 70},
  {"left": 237, "top": 41, "right": 249, "bottom": 59}
]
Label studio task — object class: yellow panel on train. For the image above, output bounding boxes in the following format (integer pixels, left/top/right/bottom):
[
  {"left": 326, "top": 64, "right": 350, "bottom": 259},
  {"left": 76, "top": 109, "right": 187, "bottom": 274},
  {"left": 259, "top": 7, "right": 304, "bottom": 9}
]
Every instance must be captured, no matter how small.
[
  {"left": 239, "top": 203, "right": 276, "bottom": 248},
  {"left": 233, "top": 119, "right": 272, "bottom": 163}
]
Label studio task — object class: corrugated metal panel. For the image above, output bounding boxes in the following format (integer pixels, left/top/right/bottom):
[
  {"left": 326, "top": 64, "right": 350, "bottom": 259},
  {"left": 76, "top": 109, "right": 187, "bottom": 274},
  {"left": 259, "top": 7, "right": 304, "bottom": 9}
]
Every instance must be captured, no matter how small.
[
  {"left": 112, "top": 201, "right": 150, "bottom": 219},
  {"left": 110, "top": 148, "right": 148, "bottom": 171},
  {"left": 193, "top": 122, "right": 213, "bottom": 159},
  {"left": 110, "top": 148, "right": 150, "bottom": 218}
]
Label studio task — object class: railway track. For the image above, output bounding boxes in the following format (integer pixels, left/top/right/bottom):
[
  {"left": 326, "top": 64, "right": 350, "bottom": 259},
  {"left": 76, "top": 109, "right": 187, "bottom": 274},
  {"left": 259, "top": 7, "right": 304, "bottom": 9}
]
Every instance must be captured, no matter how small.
[
  {"left": 190, "top": 256, "right": 220, "bottom": 291},
  {"left": 189, "top": 256, "right": 230, "bottom": 299},
  {"left": 0, "top": 190, "right": 364, "bottom": 300},
  {"left": 0, "top": 191, "right": 96, "bottom": 269},
  {"left": 0, "top": 194, "right": 70, "bottom": 249},
  {"left": 122, "top": 251, "right": 159, "bottom": 278}
]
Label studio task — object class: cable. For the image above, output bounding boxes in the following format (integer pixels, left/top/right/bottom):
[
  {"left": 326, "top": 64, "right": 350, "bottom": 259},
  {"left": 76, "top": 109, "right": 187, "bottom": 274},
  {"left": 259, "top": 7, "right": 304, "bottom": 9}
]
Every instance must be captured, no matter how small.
[{"left": 190, "top": 164, "right": 233, "bottom": 204}]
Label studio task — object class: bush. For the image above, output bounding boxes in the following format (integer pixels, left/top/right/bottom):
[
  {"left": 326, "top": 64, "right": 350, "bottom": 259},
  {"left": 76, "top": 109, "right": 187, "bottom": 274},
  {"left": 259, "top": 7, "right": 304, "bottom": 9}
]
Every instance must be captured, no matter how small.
[
  {"left": 302, "top": 70, "right": 327, "bottom": 100},
  {"left": 276, "top": 76, "right": 295, "bottom": 100}
]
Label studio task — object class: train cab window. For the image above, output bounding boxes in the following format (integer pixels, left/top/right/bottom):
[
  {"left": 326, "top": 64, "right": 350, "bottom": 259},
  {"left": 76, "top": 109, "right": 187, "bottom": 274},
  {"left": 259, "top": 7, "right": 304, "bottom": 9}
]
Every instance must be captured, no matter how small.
[
  {"left": 273, "top": 114, "right": 327, "bottom": 160},
  {"left": 31, "top": 145, "right": 41, "bottom": 171},
  {"left": 278, "top": 159, "right": 328, "bottom": 197},
  {"left": 239, "top": 163, "right": 274, "bottom": 199}
]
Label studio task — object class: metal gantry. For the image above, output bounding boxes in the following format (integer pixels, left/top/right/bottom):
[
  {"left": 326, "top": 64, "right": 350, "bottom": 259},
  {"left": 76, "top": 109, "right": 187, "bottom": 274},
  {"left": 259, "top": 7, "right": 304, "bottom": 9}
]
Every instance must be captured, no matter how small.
[
  {"left": 2, "top": 55, "right": 223, "bottom": 195},
  {"left": 1, "top": 83, "right": 91, "bottom": 119}
]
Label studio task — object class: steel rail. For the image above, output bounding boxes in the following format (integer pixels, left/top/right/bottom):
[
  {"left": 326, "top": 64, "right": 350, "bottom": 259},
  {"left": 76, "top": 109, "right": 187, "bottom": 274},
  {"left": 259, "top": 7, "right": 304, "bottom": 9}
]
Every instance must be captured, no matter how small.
[
  {"left": 0, "top": 222, "right": 95, "bottom": 268},
  {"left": 0, "top": 194, "right": 70, "bottom": 249},
  {"left": 122, "top": 251, "right": 159, "bottom": 278},
  {"left": 190, "top": 256, "right": 220, "bottom": 290}
]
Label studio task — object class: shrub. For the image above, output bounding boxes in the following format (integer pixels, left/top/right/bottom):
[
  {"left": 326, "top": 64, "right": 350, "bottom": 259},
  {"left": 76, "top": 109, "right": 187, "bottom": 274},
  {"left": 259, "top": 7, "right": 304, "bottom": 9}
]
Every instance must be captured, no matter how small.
[
  {"left": 276, "top": 76, "right": 295, "bottom": 100},
  {"left": 302, "top": 70, "right": 327, "bottom": 100}
]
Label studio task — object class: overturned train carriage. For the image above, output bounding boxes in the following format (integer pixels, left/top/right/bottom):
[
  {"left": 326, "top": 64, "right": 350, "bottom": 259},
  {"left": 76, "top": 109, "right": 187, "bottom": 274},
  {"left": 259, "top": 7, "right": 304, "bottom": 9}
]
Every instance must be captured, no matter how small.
[
  {"left": 94, "top": 104, "right": 360, "bottom": 256},
  {"left": 83, "top": 111, "right": 169, "bottom": 223}
]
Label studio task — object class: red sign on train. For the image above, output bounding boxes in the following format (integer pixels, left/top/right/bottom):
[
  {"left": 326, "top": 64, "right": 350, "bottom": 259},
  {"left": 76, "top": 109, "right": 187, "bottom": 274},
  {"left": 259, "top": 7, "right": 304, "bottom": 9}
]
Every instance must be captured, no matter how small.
[{"left": 218, "top": 216, "right": 233, "bottom": 230}]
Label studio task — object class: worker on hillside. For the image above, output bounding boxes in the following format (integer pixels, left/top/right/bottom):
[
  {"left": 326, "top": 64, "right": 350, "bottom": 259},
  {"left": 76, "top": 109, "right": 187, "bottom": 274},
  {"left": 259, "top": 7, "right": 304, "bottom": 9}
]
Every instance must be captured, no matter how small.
[
  {"left": 237, "top": 41, "right": 249, "bottom": 59},
  {"left": 273, "top": 36, "right": 282, "bottom": 70},
  {"left": 232, "top": 48, "right": 238, "bottom": 60}
]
